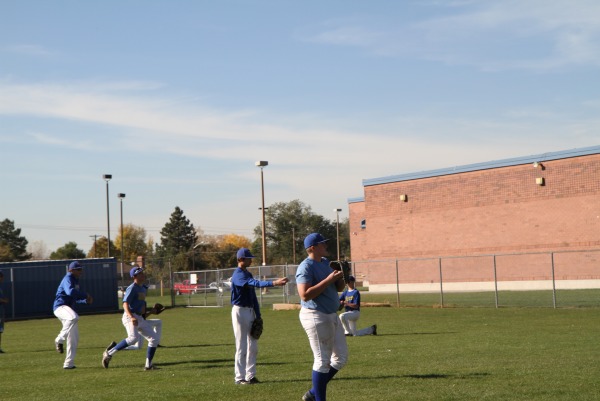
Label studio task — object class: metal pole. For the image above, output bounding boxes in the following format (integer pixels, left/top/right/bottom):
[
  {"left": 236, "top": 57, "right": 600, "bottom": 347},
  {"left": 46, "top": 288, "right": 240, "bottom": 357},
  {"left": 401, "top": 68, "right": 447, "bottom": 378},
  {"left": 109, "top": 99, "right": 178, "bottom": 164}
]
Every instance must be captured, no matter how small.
[
  {"left": 336, "top": 210, "right": 341, "bottom": 260},
  {"left": 106, "top": 180, "right": 111, "bottom": 257},
  {"left": 494, "top": 255, "right": 499, "bottom": 308},
  {"left": 260, "top": 168, "right": 267, "bottom": 266},
  {"left": 551, "top": 252, "right": 557, "bottom": 308},
  {"left": 395, "top": 259, "right": 400, "bottom": 307},
  {"left": 439, "top": 258, "right": 444, "bottom": 308},
  {"left": 119, "top": 197, "right": 124, "bottom": 287},
  {"left": 292, "top": 227, "right": 296, "bottom": 264}
]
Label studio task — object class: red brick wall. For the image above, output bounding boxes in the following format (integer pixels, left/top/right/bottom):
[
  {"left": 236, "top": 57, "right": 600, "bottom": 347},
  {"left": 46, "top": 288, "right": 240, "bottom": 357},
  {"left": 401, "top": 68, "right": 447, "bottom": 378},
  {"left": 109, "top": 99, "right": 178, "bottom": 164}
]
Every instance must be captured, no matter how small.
[{"left": 349, "top": 154, "right": 600, "bottom": 284}]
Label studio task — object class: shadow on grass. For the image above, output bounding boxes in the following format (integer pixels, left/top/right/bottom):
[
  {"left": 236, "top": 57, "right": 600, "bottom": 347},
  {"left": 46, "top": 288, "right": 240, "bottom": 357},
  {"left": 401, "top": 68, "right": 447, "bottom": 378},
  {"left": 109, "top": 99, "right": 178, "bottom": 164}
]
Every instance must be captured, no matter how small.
[
  {"left": 370, "top": 332, "right": 459, "bottom": 337},
  {"left": 159, "top": 343, "right": 233, "bottom": 349}
]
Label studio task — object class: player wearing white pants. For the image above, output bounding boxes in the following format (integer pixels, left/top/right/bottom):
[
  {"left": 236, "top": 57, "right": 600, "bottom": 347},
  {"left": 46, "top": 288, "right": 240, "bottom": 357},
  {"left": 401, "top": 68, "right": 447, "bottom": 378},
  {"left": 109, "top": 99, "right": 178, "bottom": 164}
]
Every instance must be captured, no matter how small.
[
  {"left": 339, "top": 276, "right": 377, "bottom": 337},
  {"left": 296, "top": 233, "right": 348, "bottom": 401},
  {"left": 230, "top": 248, "right": 289, "bottom": 385},
  {"left": 231, "top": 305, "right": 258, "bottom": 382},
  {"left": 53, "top": 261, "right": 93, "bottom": 369},
  {"left": 102, "top": 266, "right": 160, "bottom": 370}
]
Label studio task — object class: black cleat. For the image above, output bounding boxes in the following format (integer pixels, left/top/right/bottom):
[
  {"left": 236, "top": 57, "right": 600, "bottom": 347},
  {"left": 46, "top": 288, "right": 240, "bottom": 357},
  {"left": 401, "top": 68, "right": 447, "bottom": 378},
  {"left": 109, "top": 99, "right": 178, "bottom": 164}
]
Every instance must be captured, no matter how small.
[
  {"left": 63, "top": 366, "right": 76, "bottom": 370},
  {"left": 372, "top": 324, "right": 377, "bottom": 335},
  {"left": 247, "top": 377, "right": 260, "bottom": 384},
  {"left": 235, "top": 380, "right": 249, "bottom": 385},
  {"left": 55, "top": 342, "right": 64, "bottom": 354},
  {"left": 102, "top": 342, "right": 116, "bottom": 369},
  {"left": 144, "top": 365, "right": 160, "bottom": 371},
  {"left": 302, "top": 390, "right": 316, "bottom": 401}
]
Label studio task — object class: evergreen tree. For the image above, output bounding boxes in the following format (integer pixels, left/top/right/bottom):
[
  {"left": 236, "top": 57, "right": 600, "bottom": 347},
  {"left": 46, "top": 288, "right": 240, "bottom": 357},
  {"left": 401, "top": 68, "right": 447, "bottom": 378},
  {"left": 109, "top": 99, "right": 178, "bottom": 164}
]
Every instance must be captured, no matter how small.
[
  {"left": 156, "top": 207, "right": 197, "bottom": 270},
  {"left": 50, "top": 242, "right": 86, "bottom": 260},
  {"left": 0, "top": 219, "right": 31, "bottom": 261}
]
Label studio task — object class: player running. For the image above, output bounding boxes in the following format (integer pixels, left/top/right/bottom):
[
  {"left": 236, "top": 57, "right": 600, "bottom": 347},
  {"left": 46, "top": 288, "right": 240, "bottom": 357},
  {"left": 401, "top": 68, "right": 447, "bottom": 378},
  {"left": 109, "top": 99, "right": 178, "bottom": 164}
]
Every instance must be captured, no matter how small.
[{"left": 102, "top": 266, "right": 160, "bottom": 370}]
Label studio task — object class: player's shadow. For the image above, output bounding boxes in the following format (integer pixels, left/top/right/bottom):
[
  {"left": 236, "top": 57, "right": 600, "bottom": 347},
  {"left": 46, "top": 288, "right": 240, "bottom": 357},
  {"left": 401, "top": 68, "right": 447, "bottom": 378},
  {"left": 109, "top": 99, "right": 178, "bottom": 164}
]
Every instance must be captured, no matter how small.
[
  {"left": 160, "top": 343, "right": 233, "bottom": 349},
  {"left": 158, "top": 358, "right": 232, "bottom": 369},
  {"left": 372, "top": 332, "right": 459, "bottom": 337}
]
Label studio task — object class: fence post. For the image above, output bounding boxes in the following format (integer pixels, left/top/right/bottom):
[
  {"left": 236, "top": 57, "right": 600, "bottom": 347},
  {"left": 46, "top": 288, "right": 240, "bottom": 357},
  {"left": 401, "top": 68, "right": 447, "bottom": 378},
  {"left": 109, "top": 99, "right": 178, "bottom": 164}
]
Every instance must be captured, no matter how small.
[
  {"left": 439, "top": 258, "right": 444, "bottom": 308},
  {"left": 169, "top": 259, "right": 175, "bottom": 308},
  {"left": 395, "top": 259, "right": 400, "bottom": 307},
  {"left": 258, "top": 264, "right": 263, "bottom": 307},
  {"left": 494, "top": 255, "right": 499, "bottom": 309},
  {"left": 551, "top": 252, "right": 557, "bottom": 309}
]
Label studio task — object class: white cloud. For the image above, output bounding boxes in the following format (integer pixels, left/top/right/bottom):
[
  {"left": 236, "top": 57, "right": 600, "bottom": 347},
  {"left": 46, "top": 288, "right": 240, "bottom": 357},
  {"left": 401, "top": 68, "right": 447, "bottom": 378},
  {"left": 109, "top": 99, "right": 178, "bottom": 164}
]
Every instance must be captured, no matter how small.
[
  {"left": 3, "top": 44, "right": 55, "bottom": 57},
  {"left": 303, "top": 0, "right": 600, "bottom": 71}
]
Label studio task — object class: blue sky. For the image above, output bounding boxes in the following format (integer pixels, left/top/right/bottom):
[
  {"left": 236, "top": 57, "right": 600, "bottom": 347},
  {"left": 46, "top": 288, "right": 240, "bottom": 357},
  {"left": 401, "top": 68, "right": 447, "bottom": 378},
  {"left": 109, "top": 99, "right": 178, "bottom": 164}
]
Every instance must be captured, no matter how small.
[{"left": 1, "top": 0, "right": 599, "bottom": 256}]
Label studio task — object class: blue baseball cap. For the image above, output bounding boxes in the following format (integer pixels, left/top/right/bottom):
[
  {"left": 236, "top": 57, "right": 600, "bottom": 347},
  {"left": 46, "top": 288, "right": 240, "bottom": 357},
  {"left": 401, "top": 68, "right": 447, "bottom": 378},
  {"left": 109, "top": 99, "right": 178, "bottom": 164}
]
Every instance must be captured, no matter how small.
[
  {"left": 68, "top": 261, "right": 83, "bottom": 270},
  {"left": 236, "top": 248, "right": 255, "bottom": 259},
  {"left": 349, "top": 275, "right": 356, "bottom": 282},
  {"left": 304, "top": 233, "right": 329, "bottom": 249},
  {"left": 130, "top": 266, "right": 144, "bottom": 277}
]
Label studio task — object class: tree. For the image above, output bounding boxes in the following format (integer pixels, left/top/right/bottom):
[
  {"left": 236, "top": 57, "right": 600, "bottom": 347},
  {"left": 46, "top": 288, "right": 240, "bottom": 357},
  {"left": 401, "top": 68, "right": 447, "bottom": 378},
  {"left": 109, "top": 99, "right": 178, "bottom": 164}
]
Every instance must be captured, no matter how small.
[
  {"left": 0, "top": 219, "right": 31, "bottom": 261},
  {"left": 28, "top": 240, "right": 50, "bottom": 260},
  {"left": 113, "top": 224, "right": 150, "bottom": 263},
  {"left": 252, "top": 200, "right": 341, "bottom": 265},
  {"left": 86, "top": 236, "right": 117, "bottom": 259},
  {"left": 194, "top": 232, "right": 252, "bottom": 270},
  {"left": 50, "top": 242, "right": 86, "bottom": 260},
  {"left": 156, "top": 207, "right": 197, "bottom": 270}
]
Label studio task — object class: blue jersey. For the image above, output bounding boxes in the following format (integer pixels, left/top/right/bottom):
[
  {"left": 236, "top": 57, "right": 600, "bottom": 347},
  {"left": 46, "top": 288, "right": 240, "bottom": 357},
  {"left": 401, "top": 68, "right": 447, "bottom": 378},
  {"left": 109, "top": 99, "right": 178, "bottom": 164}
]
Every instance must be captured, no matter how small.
[
  {"left": 53, "top": 272, "right": 88, "bottom": 311},
  {"left": 339, "top": 288, "right": 361, "bottom": 312},
  {"left": 296, "top": 257, "right": 339, "bottom": 314},
  {"left": 123, "top": 282, "right": 147, "bottom": 315},
  {"left": 230, "top": 267, "right": 272, "bottom": 318}
]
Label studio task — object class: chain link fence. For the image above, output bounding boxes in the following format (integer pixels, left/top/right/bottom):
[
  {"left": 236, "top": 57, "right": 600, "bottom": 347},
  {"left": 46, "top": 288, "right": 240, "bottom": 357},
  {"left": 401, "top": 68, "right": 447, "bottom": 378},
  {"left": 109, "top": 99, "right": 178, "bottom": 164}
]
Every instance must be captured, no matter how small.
[{"left": 139, "top": 249, "right": 600, "bottom": 309}]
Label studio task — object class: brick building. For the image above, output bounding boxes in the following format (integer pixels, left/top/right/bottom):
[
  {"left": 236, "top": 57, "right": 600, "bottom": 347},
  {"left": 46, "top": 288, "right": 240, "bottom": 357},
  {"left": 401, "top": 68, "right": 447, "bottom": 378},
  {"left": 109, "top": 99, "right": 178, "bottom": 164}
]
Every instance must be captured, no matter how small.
[{"left": 348, "top": 146, "right": 600, "bottom": 292}]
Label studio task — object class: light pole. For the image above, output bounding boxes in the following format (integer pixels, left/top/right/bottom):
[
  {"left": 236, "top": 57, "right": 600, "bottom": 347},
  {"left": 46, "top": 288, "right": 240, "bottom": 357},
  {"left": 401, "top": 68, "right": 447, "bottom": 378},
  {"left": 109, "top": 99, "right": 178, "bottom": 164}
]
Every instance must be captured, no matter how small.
[
  {"left": 334, "top": 208, "right": 342, "bottom": 260},
  {"left": 118, "top": 193, "right": 126, "bottom": 286},
  {"left": 255, "top": 161, "right": 268, "bottom": 266},
  {"left": 103, "top": 174, "right": 112, "bottom": 257}
]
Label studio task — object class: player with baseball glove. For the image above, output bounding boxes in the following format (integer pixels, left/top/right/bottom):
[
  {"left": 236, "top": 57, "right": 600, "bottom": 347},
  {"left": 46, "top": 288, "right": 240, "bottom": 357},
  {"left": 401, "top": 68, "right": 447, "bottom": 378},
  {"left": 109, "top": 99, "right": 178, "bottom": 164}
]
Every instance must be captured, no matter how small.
[
  {"left": 230, "top": 248, "right": 288, "bottom": 385},
  {"left": 296, "top": 233, "right": 348, "bottom": 401}
]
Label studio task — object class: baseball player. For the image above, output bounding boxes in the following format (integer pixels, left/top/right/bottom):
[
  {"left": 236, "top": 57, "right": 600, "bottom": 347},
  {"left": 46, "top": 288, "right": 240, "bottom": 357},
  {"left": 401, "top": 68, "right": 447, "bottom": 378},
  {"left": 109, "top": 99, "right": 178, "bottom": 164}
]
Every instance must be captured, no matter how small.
[
  {"left": 53, "top": 261, "right": 93, "bottom": 369},
  {"left": 339, "top": 276, "right": 377, "bottom": 336},
  {"left": 0, "top": 271, "right": 8, "bottom": 353},
  {"left": 102, "top": 266, "right": 160, "bottom": 370},
  {"left": 125, "top": 256, "right": 162, "bottom": 350},
  {"left": 231, "top": 248, "right": 288, "bottom": 385},
  {"left": 296, "top": 233, "right": 348, "bottom": 401}
]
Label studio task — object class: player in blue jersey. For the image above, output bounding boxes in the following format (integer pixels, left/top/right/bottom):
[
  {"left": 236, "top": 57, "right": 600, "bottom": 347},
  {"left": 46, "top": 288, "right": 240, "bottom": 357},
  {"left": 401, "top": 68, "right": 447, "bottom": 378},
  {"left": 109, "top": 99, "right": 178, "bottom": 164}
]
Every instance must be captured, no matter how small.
[
  {"left": 231, "top": 247, "right": 288, "bottom": 384},
  {"left": 102, "top": 266, "right": 160, "bottom": 370},
  {"left": 296, "top": 233, "right": 348, "bottom": 401},
  {"left": 0, "top": 271, "right": 8, "bottom": 353},
  {"left": 53, "top": 261, "right": 93, "bottom": 369},
  {"left": 339, "top": 276, "right": 377, "bottom": 336}
]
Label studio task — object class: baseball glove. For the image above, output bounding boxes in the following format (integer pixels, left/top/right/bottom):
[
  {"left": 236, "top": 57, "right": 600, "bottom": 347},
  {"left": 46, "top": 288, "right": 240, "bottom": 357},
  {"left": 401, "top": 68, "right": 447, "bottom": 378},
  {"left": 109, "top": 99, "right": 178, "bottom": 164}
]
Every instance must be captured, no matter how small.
[
  {"left": 151, "top": 303, "right": 166, "bottom": 315},
  {"left": 250, "top": 317, "right": 264, "bottom": 340},
  {"left": 330, "top": 260, "right": 351, "bottom": 284}
]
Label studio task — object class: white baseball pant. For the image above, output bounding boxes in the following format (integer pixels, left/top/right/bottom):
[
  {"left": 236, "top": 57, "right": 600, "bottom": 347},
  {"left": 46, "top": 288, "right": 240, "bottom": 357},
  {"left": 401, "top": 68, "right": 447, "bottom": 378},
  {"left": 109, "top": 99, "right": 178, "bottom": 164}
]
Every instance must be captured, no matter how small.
[
  {"left": 339, "top": 310, "right": 374, "bottom": 336},
  {"left": 231, "top": 305, "right": 258, "bottom": 382},
  {"left": 54, "top": 305, "right": 79, "bottom": 368},
  {"left": 125, "top": 319, "right": 162, "bottom": 350},
  {"left": 122, "top": 313, "right": 159, "bottom": 348},
  {"left": 299, "top": 308, "right": 348, "bottom": 373}
]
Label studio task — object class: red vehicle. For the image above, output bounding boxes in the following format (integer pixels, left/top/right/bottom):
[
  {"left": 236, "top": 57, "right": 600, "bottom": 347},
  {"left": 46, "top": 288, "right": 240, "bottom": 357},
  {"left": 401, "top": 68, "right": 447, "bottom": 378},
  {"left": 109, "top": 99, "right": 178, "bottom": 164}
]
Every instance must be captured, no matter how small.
[{"left": 173, "top": 280, "right": 203, "bottom": 295}]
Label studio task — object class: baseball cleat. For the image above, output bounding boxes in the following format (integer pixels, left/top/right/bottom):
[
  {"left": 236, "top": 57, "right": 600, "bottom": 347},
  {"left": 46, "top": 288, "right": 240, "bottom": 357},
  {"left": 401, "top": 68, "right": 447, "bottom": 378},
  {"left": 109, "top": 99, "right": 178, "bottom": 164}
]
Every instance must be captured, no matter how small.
[
  {"left": 102, "top": 342, "right": 116, "bottom": 369},
  {"left": 235, "top": 380, "right": 249, "bottom": 385},
  {"left": 247, "top": 377, "right": 260, "bottom": 384},
  {"left": 55, "top": 342, "right": 64, "bottom": 354},
  {"left": 302, "top": 390, "right": 316, "bottom": 401},
  {"left": 372, "top": 324, "right": 377, "bottom": 335},
  {"left": 144, "top": 365, "right": 159, "bottom": 371},
  {"left": 63, "top": 366, "right": 76, "bottom": 369}
]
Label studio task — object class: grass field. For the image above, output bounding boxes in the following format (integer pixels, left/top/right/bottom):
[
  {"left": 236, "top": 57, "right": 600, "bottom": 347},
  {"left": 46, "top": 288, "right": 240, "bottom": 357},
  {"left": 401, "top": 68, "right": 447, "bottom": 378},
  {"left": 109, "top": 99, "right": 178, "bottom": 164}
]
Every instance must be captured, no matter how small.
[{"left": 3, "top": 300, "right": 600, "bottom": 400}]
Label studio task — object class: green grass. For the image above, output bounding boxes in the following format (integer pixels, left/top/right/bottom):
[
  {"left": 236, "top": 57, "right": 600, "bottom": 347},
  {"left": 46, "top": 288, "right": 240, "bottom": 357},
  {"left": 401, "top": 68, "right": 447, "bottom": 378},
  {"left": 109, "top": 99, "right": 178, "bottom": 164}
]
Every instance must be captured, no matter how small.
[{"left": 3, "top": 305, "right": 600, "bottom": 400}]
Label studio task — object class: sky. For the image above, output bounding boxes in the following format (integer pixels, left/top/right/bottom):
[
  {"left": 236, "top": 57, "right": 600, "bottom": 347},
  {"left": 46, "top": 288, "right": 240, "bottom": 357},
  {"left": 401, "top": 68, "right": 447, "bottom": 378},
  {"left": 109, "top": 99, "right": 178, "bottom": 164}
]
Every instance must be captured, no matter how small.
[{"left": 1, "top": 0, "right": 599, "bottom": 257}]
